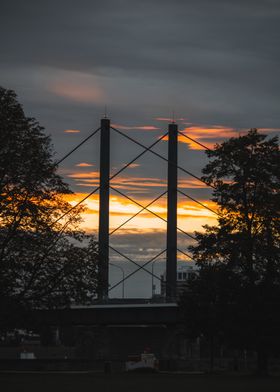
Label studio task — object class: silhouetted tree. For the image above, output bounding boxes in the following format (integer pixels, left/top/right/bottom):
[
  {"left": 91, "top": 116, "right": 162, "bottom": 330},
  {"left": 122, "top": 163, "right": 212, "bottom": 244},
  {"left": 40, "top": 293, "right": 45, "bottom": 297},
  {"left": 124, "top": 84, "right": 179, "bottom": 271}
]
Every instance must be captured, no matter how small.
[
  {"left": 180, "top": 129, "right": 280, "bottom": 375},
  {"left": 0, "top": 87, "right": 98, "bottom": 327}
]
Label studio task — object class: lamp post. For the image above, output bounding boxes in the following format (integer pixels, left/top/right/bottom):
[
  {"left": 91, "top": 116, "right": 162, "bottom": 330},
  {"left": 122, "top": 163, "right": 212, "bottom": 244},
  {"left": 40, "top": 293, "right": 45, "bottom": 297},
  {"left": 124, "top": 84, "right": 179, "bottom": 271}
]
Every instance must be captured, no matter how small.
[
  {"left": 151, "top": 259, "right": 160, "bottom": 298},
  {"left": 109, "top": 262, "right": 125, "bottom": 298}
]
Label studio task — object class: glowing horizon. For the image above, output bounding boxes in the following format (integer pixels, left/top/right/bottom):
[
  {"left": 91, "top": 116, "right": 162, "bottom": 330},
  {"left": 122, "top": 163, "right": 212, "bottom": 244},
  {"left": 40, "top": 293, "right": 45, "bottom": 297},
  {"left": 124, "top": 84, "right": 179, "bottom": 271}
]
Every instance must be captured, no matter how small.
[
  {"left": 63, "top": 193, "right": 218, "bottom": 234},
  {"left": 59, "top": 124, "right": 278, "bottom": 237}
]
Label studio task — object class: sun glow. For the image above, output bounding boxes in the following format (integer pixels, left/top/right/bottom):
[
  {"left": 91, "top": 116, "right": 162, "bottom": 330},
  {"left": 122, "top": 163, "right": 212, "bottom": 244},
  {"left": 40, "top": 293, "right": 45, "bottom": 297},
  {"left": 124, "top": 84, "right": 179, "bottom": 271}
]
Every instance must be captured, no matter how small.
[
  {"left": 67, "top": 171, "right": 208, "bottom": 191},
  {"left": 162, "top": 125, "right": 237, "bottom": 150},
  {"left": 63, "top": 193, "right": 217, "bottom": 234}
]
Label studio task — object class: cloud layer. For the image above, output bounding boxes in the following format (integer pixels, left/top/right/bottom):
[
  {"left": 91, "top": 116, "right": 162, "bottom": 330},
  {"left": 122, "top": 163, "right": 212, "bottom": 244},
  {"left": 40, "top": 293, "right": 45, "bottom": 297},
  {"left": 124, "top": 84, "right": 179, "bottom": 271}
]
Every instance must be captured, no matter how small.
[{"left": 1, "top": 0, "right": 279, "bottom": 297}]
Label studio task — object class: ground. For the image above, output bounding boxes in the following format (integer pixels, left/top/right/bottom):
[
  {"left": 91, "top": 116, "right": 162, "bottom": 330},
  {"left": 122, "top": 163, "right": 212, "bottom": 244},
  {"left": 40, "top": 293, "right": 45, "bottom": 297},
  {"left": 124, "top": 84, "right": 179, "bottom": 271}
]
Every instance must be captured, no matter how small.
[{"left": 1, "top": 372, "right": 280, "bottom": 392}]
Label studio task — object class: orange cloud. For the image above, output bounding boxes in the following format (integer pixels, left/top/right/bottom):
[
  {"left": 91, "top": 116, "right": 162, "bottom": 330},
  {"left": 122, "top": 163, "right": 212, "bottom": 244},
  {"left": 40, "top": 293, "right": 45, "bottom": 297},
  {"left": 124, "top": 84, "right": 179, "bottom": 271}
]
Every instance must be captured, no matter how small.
[
  {"left": 62, "top": 193, "right": 217, "bottom": 234},
  {"left": 49, "top": 73, "right": 104, "bottom": 103},
  {"left": 178, "top": 178, "right": 208, "bottom": 189},
  {"left": 182, "top": 125, "right": 237, "bottom": 139},
  {"left": 68, "top": 171, "right": 207, "bottom": 190},
  {"left": 64, "top": 129, "right": 80, "bottom": 133},
  {"left": 68, "top": 171, "right": 99, "bottom": 179},
  {"left": 163, "top": 125, "right": 237, "bottom": 150},
  {"left": 128, "top": 163, "right": 140, "bottom": 169},
  {"left": 76, "top": 163, "right": 94, "bottom": 167},
  {"left": 158, "top": 122, "right": 279, "bottom": 151},
  {"left": 112, "top": 124, "right": 160, "bottom": 131},
  {"left": 178, "top": 126, "right": 280, "bottom": 150}
]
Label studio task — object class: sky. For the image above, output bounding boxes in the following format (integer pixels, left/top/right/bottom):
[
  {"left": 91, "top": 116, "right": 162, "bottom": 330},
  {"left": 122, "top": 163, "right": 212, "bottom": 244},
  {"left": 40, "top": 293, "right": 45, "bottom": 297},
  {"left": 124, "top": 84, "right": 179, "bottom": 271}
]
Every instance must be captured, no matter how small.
[{"left": 1, "top": 0, "right": 280, "bottom": 297}]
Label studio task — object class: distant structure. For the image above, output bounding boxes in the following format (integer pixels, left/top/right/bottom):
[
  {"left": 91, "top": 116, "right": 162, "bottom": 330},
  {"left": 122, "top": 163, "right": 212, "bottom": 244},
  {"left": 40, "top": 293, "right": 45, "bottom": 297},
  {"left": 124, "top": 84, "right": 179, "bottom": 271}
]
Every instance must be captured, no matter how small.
[
  {"left": 56, "top": 116, "right": 212, "bottom": 302},
  {"left": 160, "top": 265, "right": 198, "bottom": 299},
  {"left": 97, "top": 118, "right": 179, "bottom": 301}
]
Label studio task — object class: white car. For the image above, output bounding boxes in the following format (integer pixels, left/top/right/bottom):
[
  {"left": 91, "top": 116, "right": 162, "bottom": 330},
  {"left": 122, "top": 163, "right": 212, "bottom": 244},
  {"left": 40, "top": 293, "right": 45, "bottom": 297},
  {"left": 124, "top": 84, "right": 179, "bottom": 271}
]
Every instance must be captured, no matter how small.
[{"left": 125, "top": 353, "right": 158, "bottom": 371}]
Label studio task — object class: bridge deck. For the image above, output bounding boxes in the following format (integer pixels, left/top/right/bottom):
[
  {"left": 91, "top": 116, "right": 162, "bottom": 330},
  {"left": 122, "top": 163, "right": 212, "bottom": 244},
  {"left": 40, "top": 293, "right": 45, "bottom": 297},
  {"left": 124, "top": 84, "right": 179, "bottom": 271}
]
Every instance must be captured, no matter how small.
[{"left": 31, "top": 302, "right": 180, "bottom": 326}]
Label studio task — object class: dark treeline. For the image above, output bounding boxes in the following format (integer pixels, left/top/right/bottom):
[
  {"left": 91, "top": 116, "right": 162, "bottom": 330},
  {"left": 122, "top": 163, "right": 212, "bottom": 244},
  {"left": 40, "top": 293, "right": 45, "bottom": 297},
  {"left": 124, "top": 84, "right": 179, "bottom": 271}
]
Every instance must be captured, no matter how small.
[
  {"left": 0, "top": 87, "right": 98, "bottom": 329},
  {"left": 180, "top": 129, "right": 280, "bottom": 375}
]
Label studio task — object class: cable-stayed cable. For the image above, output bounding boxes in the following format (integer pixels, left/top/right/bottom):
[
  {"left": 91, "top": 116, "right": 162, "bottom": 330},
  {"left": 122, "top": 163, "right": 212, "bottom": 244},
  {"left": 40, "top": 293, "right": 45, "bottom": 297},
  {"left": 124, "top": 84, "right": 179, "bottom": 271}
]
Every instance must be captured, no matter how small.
[
  {"left": 111, "top": 126, "right": 214, "bottom": 189},
  {"left": 50, "top": 186, "right": 100, "bottom": 227},
  {"left": 110, "top": 186, "right": 196, "bottom": 241},
  {"left": 109, "top": 131, "right": 169, "bottom": 181},
  {"left": 109, "top": 249, "right": 166, "bottom": 292},
  {"left": 177, "top": 248, "right": 193, "bottom": 260},
  {"left": 178, "top": 130, "right": 211, "bottom": 151},
  {"left": 109, "top": 245, "right": 164, "bottom": 280},
  {"left": 55, "top": 127, "right": 100, "bottom": 165},
  {"left": 178, "top": 189, "right": 219, "bottom": 216},
  {"left": 110, "top": 191, "right": 167, "bottom": 235},
  {"left": 51, "top": 132, "right": 169, "bottom": 226}
]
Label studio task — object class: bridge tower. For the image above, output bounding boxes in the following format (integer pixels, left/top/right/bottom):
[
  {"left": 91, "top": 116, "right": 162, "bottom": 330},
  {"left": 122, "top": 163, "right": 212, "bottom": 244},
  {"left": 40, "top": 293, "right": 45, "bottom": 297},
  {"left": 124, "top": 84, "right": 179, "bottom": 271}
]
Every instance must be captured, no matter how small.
[
  {"left": 96, "top": 117, "right": 180, "bottom": 301},
  {"left": 166, "top": 122, "right": 178, "bottom": 300},
  {"left": 98, "top": 117, "right": 110, "bottom": 300}
]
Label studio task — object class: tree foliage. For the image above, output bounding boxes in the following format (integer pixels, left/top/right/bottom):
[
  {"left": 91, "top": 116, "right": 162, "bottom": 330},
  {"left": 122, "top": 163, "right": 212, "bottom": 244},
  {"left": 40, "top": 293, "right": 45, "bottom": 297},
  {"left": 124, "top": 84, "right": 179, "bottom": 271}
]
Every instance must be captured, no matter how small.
[
  {"left": 0, "top": 87, "right": 98, "bottom": 322},
  {"left": 180, "top": 129, "right": 280, "bottom": 374},
  {"left": 0, "top": 86, "right": 80, "bottom": 238}
]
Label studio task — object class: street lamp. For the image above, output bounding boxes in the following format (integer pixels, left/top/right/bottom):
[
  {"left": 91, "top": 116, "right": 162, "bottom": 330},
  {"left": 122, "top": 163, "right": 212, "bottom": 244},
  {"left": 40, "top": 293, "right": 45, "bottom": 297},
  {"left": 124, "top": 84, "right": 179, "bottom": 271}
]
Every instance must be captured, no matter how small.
[
  {"left": 109, "top": 262, "right": 125, "bottom": 298},
  {"left": 151, "top": 259, "right": 160, "bottom": 298}
]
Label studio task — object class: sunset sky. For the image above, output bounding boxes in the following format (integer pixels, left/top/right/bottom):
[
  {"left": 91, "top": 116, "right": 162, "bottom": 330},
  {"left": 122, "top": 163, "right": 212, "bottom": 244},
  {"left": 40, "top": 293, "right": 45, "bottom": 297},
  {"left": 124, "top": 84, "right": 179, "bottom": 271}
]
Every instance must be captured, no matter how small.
[{"left": 1, "top": 0, "right": 279, "bottom": 297}]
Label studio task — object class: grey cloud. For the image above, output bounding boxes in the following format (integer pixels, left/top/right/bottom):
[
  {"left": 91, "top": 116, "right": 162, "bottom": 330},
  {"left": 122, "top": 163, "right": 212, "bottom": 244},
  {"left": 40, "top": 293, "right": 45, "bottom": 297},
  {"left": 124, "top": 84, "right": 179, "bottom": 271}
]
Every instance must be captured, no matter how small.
[
  {"left": 1, "top": 0, "right": 279, "bottom": 130},
  {"left": 1, "top": 1, "right": 280, "bottom": 71},
  {"left": 1, "top": 0, "right": 279, "bottom": 297}
]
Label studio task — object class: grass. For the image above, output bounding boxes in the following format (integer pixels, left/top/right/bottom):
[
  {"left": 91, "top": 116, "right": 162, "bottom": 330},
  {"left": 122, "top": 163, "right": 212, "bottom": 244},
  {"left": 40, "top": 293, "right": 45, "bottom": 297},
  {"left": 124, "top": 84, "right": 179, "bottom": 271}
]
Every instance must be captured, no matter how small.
[{"left": 1, "top": 372, "right": 280, "bottom": 392}]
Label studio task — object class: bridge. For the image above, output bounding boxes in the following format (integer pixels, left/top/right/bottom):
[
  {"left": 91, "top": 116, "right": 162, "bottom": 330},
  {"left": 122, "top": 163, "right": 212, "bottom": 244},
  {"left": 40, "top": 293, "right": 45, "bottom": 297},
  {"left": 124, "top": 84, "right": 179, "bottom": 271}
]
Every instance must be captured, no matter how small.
[
  {"left": 26, "top": 301, "right": 184, "bottom": 360},
  {"left": 54, "top": 116, "right": 215, "bottom": 303},
  {"left": 30, "top": 302, "right": 180, "bottom": 327},
  {"left": 26, "top": 117, "right": 214, "bottom": 359}
]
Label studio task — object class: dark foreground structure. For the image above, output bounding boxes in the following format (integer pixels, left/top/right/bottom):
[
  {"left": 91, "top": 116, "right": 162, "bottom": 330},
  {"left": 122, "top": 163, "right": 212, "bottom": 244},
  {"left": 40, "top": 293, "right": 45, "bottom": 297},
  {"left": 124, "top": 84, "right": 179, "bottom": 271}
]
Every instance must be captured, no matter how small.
[
  {"left": 7, "top": 302, "right": 184, "bottom": 362},
  {"left": 2, "top": 372, "right": 280, "bottom": 392},
  {"left": 2, "top": 300, "right": 278, "bottom": 374}
]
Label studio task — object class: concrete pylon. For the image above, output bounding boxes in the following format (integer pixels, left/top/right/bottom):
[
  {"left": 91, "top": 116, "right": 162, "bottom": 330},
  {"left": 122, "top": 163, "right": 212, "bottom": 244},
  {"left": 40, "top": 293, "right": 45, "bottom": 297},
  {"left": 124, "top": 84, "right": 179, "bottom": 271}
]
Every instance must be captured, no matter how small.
[
  {"left": 98, "top": 118, "right": 110, "bottom": 300},
  {"left": 166, "top": 122, "right": 178, "bottom": 300}
]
